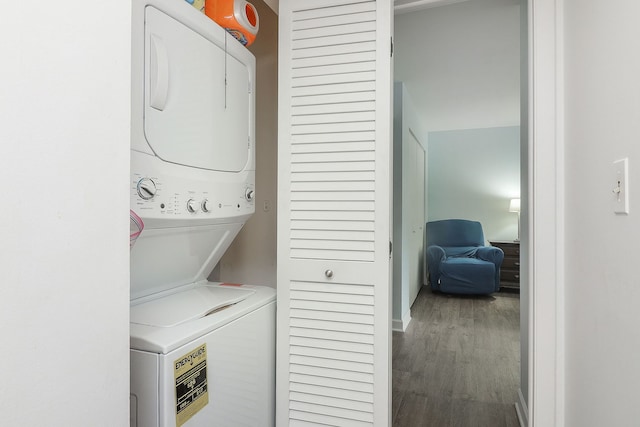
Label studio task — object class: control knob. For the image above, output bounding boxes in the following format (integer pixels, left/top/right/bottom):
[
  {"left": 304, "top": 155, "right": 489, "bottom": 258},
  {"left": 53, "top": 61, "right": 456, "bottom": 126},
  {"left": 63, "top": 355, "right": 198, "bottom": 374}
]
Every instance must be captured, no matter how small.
[
  {"left": 202, "top": 199, "right": 212, "bottom": 213},
  {"left": 186, "top": 199, "right": 200, "bottom": 213},
  {"left": 245, "top": 188, "right": 255, "bottom": 202},
  {"left": 137, "top": 178, "right": 157, "bottom": 200}
]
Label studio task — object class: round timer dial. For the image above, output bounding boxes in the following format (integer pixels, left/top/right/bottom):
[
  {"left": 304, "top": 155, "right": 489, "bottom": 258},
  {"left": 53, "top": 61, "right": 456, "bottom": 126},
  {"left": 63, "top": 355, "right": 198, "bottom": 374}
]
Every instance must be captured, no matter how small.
[
  {"left": 137, "top": 178, "right": 157, "bottom": 200},
  {"left": 186, "top": 199, "right": 200, "bottom": 213}
]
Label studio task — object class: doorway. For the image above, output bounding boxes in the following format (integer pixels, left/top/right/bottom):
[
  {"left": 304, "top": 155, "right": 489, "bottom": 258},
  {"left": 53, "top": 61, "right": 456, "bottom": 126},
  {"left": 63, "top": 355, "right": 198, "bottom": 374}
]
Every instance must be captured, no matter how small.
[{"left": 391, "top": 0, "right": 524, "bottom": 425}]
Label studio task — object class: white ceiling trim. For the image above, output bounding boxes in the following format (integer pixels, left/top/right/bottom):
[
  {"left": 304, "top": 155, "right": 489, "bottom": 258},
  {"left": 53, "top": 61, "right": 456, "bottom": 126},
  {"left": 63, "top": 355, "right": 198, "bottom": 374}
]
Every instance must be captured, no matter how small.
[{"left": 394, "top": 0, "right": 471, "bottom": 15}]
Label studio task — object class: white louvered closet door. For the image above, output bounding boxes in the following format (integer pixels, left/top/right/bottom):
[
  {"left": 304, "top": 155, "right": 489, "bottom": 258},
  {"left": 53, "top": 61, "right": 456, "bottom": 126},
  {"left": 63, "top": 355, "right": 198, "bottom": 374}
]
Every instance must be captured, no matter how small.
[{"left": 277, "top": 1, "right": 393, "bottom": 426}]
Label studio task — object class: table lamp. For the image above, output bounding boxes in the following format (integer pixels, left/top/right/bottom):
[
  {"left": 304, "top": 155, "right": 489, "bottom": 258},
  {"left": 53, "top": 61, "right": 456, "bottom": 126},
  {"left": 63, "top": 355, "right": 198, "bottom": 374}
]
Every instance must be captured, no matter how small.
[{"left": 509, "top": 198, "right": 521, "bottom": 241}]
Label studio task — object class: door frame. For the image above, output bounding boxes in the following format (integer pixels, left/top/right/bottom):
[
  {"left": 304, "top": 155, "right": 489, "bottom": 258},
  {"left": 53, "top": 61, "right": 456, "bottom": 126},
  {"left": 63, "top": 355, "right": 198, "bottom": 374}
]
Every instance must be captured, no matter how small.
[
  {"left": 389, "top": 0, "right": 564, "bottom": 425},
  {"left": 528, "top": 0, "right": 564, "bottom": 425}
]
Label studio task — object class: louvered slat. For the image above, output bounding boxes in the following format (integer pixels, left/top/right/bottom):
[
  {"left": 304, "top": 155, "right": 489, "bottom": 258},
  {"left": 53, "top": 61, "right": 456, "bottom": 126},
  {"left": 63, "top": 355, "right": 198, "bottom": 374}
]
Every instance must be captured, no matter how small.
[
  {"left": 292, "top": 9, "right": 375, "bottom": 31},
  {"left": 291, "top": 280, "right": 374, "bottom": 295},
  {"left": 290, "top": 318, "right": 374, "bottom": 335},
  {"left": 295, "top": 32, "right": 375, "bottom": 50},
  {"left": 291, "top": 170, "right": 375, "bottom": 182},
  {"left": 290, "top": 355, "right": 373, "bottom": 374},
  {"left": 291, "top": 130, "right": 375, "bottom": 142},
  {"left": 291, "top": 191, "right": 374, "bottom": 201},
  {"left": 290, "top": 289, "right": 374, "bottom": 305},
  {"left": 290, "top": 365, "right": 373, "bottom": 386},
  {"left": 291, "top": 221, "right": 374, "bottom": 232},
  {"left": 290, "top": 210, "right": 374, "bottom": 221},
  {"left": 290, "top": 327, "right": 374, "bottom": 345},
  {"left": 290, "top": 392, "right": 373, "bottom": 413},
  {"left": 293, "top": 63, "right": 376, "bottom": 81},
  {"left": 291, "top": 231, "right": 373, "bottom": 244},
  {"left": 292, "top": 51, "right": 376, "bottom": 69},
  {"left": 290, "top": 300, "right": 374, "bottom": 315},
  {"left": 290, "top": 336, "right": 373, "bottom": 355},
  {"left": 291, "top": 181, "right": 376, "bottom": 193},
  {"left": 291, "top": 110, "right": 376, "bottom": 126},
  {"left": 290, "top": 374, "right": 374, "bottom": 394},
  {"left": 292, "top": 142, "right": 374, "bottom": 155},
  {"left": 292, "top": 1, "right": 375, "bottom": 20},
  {"left": 290, "top": 412, "right": 372, "bottom": 427},
  {"left": 289, "top": 309, "right": 374, "bottom": 326}
]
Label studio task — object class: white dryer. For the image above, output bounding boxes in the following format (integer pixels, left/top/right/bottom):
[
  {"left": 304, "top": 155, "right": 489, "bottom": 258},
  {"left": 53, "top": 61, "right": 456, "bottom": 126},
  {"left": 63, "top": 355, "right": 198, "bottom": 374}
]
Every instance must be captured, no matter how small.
[{"left": 128, "top": 1, "right": 274, "bottom": 426}]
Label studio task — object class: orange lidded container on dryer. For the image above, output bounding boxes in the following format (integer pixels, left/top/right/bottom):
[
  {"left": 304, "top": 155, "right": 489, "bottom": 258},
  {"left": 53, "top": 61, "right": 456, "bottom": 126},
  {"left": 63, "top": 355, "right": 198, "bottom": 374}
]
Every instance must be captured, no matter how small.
[{"left": 205, "top": 0, "right": 259, "bottom": 46}]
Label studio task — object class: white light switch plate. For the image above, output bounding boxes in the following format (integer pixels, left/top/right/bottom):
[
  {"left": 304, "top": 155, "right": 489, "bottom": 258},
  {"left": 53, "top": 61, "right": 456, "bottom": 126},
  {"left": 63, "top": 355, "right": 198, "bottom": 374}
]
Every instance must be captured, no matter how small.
[{"left": 613, "top": 158, "right": 629, "bottom": 214}]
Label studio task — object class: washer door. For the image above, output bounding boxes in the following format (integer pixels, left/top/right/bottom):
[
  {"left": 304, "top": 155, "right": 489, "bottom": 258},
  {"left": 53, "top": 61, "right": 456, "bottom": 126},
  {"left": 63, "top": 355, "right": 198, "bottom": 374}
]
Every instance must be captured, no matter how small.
[
  {"left": 143, "top": 6, "right": 251, "bottom": 172},
  {"left": 130, "top": 285, "right": 255, "bottom": 327}
]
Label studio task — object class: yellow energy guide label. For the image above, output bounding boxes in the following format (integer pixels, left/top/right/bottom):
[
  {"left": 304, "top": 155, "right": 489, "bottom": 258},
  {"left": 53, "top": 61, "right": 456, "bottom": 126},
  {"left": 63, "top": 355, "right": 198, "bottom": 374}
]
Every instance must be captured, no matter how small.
[{"left": 174, "top": 344, "right": 208, "bottom": 427}]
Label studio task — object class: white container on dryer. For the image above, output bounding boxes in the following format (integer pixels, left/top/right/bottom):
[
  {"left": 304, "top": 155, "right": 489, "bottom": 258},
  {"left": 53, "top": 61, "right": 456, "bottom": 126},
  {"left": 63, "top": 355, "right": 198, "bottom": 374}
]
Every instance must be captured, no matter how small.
[{"left": 128, "top": 0, "right": 273, "bottom": 426}]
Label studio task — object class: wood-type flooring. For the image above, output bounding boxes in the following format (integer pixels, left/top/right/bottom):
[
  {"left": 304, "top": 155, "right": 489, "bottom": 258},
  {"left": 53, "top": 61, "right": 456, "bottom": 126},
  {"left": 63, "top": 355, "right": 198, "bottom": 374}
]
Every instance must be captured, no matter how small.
[{"left": 392, "top": 286, "right": 520, "bottom": 427}]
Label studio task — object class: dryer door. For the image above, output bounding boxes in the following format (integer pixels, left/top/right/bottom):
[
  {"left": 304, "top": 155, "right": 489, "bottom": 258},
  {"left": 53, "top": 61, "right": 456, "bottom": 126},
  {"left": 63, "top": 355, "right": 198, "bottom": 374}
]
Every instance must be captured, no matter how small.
[{"left": 143, "top": 6, "right": 251, "bottom": 172}]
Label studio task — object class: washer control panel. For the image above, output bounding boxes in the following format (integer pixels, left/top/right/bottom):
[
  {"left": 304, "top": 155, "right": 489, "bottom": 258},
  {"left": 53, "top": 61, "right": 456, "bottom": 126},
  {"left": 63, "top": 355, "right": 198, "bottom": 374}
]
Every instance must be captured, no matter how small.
[{"left": 131, "top": 172, "right": 255, "bottom": 220}]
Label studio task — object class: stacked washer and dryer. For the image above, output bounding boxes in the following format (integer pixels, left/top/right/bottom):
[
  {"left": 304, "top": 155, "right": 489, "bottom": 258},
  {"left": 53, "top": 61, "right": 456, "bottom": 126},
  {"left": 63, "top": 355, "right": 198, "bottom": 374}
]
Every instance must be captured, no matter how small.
[{"left": 128, "top": 1, "right": 275, "bottom": 426}]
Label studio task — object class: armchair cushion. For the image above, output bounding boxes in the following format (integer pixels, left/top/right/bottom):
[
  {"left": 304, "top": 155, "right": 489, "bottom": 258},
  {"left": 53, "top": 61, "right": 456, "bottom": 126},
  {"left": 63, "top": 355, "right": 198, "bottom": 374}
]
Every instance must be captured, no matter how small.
[{"left": 439, "top": 258, "right": 496, "bottom": 294}]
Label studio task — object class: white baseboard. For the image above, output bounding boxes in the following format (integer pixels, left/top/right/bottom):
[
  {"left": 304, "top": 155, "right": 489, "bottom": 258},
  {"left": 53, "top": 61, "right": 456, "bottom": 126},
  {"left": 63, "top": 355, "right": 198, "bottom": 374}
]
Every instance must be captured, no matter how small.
[
  {"left": 515, "top": 388, "right": 528, "bottom": 427},
  {"left": 392, "top": 309, "right": 412, "bottom": 332}
]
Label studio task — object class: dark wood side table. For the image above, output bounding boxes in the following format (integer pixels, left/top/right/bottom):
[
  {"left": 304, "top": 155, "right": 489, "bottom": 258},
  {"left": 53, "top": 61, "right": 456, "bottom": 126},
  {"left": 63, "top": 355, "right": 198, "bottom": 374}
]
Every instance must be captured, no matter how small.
[{"left": 489, "top": 240, "right": 520, "bottom": 290}]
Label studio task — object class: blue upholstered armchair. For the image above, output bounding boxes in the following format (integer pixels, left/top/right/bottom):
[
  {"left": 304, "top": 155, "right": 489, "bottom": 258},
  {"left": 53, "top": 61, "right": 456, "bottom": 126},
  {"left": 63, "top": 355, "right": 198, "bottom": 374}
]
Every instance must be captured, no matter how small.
[{"left": 425, "top": 219, "right": 504, "bottom": 294}]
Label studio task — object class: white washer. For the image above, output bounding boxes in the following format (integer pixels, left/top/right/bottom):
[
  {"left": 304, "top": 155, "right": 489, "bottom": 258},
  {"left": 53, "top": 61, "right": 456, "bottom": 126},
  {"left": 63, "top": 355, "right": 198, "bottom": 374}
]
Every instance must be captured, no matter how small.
[
  {"left": 128, "top": 1, "right": 274, "bottom": 426},
  {"left": 130, "top": 283, "right": 275, "bottom": 427}
]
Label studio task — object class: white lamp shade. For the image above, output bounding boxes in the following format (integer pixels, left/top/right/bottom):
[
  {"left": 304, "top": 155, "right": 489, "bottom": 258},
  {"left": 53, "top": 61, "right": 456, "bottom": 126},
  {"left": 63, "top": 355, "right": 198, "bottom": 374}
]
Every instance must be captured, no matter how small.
[{"left": 509, "top": 198, "right": 521, "bottom": 213}]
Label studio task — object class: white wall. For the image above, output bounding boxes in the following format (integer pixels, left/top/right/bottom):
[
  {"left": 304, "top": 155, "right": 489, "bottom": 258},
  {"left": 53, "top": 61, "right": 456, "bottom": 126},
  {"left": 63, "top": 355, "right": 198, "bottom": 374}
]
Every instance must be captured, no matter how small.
[
  {"left": 427, "top": 127, "right": 520, "bottom": 241},
  {"left": 392, "top": 83, "right": 429, "bottom": 331},
  {"left": 0, "top": 2, "right": 130, "bottom": 426},
  {"left": 216, "top": 0, "right": 278, "bottom": 287},
  {"left": 563, "top": 1, "right": 640, "bottom": 425},
  {"left": 394, "top": 0, "right": 521, "bottom": 131}
]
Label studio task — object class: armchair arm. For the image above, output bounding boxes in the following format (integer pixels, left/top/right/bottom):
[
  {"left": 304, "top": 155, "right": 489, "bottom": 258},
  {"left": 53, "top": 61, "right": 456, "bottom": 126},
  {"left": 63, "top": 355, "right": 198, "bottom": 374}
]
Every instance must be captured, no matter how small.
[
  {"left": 476, "top": 246, "right": 504, "bottom": 267},
  {"left": 476, "top": 246, "right": 504, "bottom": 291},
  {"left": 426, "top": 245, "right": 447, "bottom": 286}
]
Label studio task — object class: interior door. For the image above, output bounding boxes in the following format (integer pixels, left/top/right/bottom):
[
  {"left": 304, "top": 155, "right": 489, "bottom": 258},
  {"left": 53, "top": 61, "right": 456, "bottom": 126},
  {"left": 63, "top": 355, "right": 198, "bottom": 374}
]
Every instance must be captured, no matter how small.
[{"left": 277, "top": 0, "right": 393, "bottom": 425}]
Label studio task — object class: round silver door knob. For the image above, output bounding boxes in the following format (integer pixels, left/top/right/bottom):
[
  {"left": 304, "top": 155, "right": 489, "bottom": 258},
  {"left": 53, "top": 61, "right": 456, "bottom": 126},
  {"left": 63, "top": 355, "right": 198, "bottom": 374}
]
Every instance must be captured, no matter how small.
[{"left": 325, "top": 270, "right": 333, "bottom": 278}]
